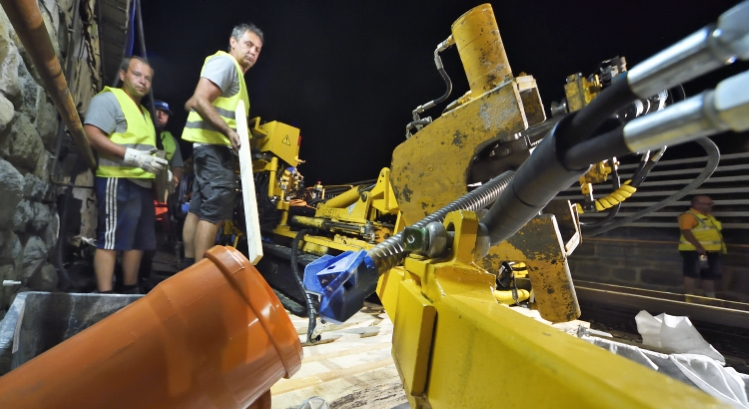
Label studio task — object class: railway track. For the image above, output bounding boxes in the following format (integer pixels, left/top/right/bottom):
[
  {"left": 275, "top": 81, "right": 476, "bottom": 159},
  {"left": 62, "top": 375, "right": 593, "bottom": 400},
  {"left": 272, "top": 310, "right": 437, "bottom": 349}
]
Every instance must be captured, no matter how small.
[{"left": 574, "top": 280, "right": 749, "bottom": 373}]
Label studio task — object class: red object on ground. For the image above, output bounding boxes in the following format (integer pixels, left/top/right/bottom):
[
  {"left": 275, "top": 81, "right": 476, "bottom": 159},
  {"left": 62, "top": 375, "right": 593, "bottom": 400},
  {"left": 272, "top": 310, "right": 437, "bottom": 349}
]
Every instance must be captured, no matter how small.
[{"left": 0, "top": 246, "right": 302, "bottom": 409}]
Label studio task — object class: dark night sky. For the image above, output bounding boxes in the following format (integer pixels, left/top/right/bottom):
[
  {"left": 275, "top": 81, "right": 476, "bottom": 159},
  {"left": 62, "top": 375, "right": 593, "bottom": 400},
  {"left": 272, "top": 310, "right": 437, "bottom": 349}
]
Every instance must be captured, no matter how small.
[{"left": 140, "top": 0, "right": 749, "bottom": 185}]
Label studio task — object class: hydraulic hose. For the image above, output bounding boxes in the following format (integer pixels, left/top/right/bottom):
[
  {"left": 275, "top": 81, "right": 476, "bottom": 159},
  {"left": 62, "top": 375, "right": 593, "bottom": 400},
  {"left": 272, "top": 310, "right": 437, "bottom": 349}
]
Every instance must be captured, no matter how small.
[
  {"left": 367, "top": 170, "right": 514, "bottom": 274},
  {"left": 585, "top": 137, "right": 719, "bottom": 237},
  {"left": 291, "top": 229, "right": 320, "bottom": 343}
]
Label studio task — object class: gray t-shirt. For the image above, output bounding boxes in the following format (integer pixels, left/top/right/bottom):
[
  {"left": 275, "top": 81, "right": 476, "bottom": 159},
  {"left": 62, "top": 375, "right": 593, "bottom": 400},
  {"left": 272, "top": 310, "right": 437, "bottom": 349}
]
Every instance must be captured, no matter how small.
[
  {"left": 192, "top": 54, "right": 242, "bottom": 148},
  {"left": 84, "top": 92, "right": 153, "bottom": 188},
  {"left": 201, "top": 54, "right": 240, "bottom": 98}
]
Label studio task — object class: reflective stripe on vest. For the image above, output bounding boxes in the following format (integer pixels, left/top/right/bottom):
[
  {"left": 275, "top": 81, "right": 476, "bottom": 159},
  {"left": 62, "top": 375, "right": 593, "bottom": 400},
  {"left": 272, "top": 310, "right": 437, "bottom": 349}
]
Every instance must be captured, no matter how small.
[
  {"left": 181, "top": 51, "right": 249, "bottom": 146},
  {"left": 96, "top": 87, "right": 157, "bottom": 179},
  {"left": 161, "top": 131, "right": 177, "bottom": 162},
  {"left": 678, "top": 210, "right": 724, "bottom": 252}
]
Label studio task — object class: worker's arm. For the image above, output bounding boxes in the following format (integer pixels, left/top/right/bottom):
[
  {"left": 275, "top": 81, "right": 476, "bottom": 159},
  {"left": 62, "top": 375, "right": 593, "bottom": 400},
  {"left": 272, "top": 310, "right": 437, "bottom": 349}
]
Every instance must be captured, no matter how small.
[
  {"left": 184, "top": 78, "right": 241, "bottom": 151},
  {"left": 680, "top": 229, "right": 706, "bottom": 255},
  {"left": 171, "top": 167, "right": 184, "bottom": 187},
  {"left": 85, "top": 124, "right": 126, "bottom": 158}
]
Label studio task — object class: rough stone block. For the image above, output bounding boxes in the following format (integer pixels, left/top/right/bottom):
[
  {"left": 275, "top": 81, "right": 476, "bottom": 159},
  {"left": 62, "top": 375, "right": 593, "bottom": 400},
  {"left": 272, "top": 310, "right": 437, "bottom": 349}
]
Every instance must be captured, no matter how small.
[
  {"left": 41, "top": 213, "right": 58, "bottom": 252},
  {"left": 17, "top": 62, "right": 38, "bottom": 120},
  {"left": 28, "top": 263, "right": 57, "bottom": 292},
  {"left": 23, "top": 174, "right": 48, "bottom": 201},
  {"left": 20, "top": 236, "right": 46, "bottom": 281},
  {"left": 640, "top": 268, "right": 683, "bottom": 287},
  {"left": 0, "top": 159, "right": 24, "bottom": 229},
  {"left": 0, "top": 43, "right": 21, "bottom": 105},
  {"left": 34, "top": 90, "right": 58, "bottom": 150},
  {"left": 11, "top": 199, "right": 32, "bottom": 232},
  {"left": 0, "top": 92, "right": 14, "bottom": 134},
  {"left": 2, "top": 114, "right": 43, "bottom": 172},
  {"left": 612, "top": 268, "right": 637, "bottom": 282},
  {"left": 30, "top": 202, "right": 51, "bottom": 233},
  {"left": 0, "top": 231, "right": 21, "bottom": 265}
]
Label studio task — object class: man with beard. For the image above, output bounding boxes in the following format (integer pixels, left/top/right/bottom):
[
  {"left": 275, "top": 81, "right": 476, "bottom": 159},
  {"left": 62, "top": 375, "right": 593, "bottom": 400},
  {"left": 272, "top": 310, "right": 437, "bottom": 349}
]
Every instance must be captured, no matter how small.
[{"left": 84, "top": 56, "right": 167, "bottom": 293}]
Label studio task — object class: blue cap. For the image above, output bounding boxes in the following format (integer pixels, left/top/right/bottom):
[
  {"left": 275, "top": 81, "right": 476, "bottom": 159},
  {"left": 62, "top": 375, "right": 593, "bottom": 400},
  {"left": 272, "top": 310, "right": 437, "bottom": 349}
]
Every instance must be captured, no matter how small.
[{"left": 154, "top": 100, "right": 172, "bottom": 114}]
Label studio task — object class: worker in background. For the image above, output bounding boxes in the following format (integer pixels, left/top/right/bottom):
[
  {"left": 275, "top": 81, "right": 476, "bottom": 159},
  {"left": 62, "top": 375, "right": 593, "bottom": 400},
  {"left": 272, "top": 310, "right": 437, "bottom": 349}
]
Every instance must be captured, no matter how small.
[
  {"left": 139, "top": 100, "right": 185, "bottom": 289},
  {"left": 181, "top": 23, "right": 263, "bottom": 268},
  {"left": 83, "top": 56, "right": 167, "bottom": 293},
  {"left": 678, "top": 195, "right": 727, "bottom": 298},
  {"left": 154, "top": 100, "right": 184, "bottom": 187}
]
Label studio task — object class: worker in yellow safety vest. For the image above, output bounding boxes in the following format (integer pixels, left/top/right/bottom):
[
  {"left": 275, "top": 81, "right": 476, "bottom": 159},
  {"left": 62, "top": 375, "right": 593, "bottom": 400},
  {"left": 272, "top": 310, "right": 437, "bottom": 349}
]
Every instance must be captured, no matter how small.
[
  {"left": 180, "top": 23, "right": 263, "bottom": 268},
  {"left": 678, "top": 195, "right": 727, "bottom": 298},
  {"left": 154, "top": 100, "right": 184, "bottom": 187},
  {"left": 84, "top": 56, "right": 168, "bottom": 293}
]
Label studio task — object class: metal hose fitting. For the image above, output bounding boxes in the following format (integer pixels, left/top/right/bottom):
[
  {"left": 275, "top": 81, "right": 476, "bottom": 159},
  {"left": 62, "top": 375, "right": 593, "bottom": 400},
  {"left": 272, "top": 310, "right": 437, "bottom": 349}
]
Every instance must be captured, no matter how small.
[{"left": 367, "top": 170, "right": 515, "bottom": 273}]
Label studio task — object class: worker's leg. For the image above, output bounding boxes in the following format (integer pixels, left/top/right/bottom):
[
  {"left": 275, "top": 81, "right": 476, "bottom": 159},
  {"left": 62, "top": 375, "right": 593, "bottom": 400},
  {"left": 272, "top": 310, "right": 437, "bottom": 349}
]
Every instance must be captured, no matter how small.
[
  {"left": 183, "top": 211, "right": 199, "bottom": 259},
  {"left": 683, "top": 277, "right": 697, "bottom": 295},
  {"left": 94, "top": 177, "right": 122, "bottom": 292},
  {"left": 701, "top": 252, "right": 722, "bottom": 298},
  {"left": 680, "top": 251, "right": 699, "bottom": 295},
  {"left": 122, "top": 250, "right": 143, "bottom": 286},
  {"left": 194, "top": 220, "right": 221, "bottom": 262},
  {"left": 192, "top": 145, "right": 238, "bottom": 262},
  {"left": 123, "top": 180, "right": 158, "bottom": 292},
  {"left": 94, "top": 249, "right": 117, "bottom": 292}
]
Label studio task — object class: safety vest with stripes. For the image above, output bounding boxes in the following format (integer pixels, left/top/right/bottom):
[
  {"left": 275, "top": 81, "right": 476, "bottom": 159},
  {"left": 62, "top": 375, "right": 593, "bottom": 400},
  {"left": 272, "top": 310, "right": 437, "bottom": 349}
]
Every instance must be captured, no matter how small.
[
  {"left": 678, "top": 210, "right": 726, "bottom": 253},
  {"left": 160, "top": 131, "right": 177, "bottom": 162},
  {"left": 96, "top": 87, "right": 157, "bottom": 179},
  {"left": 181, "top": 51, "right": 249, "bottom": 146}
]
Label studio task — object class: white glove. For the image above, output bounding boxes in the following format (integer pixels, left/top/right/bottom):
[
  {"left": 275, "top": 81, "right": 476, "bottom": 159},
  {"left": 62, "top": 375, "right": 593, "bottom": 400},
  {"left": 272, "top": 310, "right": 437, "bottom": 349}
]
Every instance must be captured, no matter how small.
[{"left": 123, "top": 148, "right": 168, "bottom": 174}]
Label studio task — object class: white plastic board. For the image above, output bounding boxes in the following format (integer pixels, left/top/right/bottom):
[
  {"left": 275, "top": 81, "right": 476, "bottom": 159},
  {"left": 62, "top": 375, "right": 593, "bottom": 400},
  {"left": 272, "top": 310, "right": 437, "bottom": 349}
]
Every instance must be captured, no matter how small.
[{"left": 235, "top": 100, "right": 263, "bottom": 264}]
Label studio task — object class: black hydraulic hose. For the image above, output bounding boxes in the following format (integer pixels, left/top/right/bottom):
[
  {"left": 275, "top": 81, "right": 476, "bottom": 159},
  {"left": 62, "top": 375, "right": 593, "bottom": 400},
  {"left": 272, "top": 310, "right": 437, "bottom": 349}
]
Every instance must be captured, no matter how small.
[
  {"left": 585, "top": 137, "right": 719, "bottom": 237},
  {"left": 563, "top": 126, "right": 628, "bottom": 170},
  {"left": 133, "top": 0, "right": 162, "bottom": 150},
  {"left": 482, "top": 117, "right": 591, "bottom": 246},
  {"left": 291, "top": 229, "right": 320, "bottom": 343},
  {"left": 562, "top": 77, "right": 637, "bottom": 148},
  {"left": 630, "top": 148, "right": 666, "bottom": 188}
]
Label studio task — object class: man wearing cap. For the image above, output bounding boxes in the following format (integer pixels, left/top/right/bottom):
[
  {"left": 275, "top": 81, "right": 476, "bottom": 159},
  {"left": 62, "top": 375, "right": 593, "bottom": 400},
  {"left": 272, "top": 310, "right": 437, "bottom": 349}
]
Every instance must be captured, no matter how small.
[
  {"left": 181, "top": 23, "right": 263, "bottom": 267},
  {"left": 84, "top": 56, "right": 168, "bottom": 293},
  {"left": 154, "top": 100, "right": 184, "bottom": 187}
]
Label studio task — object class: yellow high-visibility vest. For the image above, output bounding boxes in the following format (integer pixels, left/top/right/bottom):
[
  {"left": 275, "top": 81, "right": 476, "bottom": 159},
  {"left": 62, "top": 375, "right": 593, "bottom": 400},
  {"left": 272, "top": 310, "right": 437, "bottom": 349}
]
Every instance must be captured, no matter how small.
[
  {"left": 160, "top": 131, "right": 177, "bottom": 162},
  {"left": 96, "top": 87, "right": 156, "bottom": 179},
  {"left": 678, "top": 210, "right": 726, "bottom": 253},
  {"left": 181, "top": 51, "right": 249, "bottom": 146}
]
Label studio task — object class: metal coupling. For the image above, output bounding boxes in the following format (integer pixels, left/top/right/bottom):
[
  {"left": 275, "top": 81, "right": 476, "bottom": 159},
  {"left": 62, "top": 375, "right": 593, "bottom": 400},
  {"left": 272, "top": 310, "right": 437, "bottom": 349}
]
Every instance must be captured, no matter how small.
[
  {"left": 627, "top": 1, "right": 749, "bottom": 98},
  {"left": 402, "top": 222, "right": 448, "bottom": 258},
  {"left": 624, "top": 69, "right": 749, "bottom": 152}
]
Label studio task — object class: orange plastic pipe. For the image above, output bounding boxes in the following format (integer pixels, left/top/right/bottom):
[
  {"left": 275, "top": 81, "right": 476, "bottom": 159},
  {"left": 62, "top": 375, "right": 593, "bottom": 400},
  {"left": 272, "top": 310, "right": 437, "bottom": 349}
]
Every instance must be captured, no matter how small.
[{"left": 0, "top": 246, "right": 302, "bottom": 409}]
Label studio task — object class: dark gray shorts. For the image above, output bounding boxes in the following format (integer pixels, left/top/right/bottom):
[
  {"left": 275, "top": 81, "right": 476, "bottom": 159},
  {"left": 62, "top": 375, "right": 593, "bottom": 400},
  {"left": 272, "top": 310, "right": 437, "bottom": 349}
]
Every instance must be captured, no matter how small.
[{"left": 189, "top": 145, "right": 238, "bottom": 224}]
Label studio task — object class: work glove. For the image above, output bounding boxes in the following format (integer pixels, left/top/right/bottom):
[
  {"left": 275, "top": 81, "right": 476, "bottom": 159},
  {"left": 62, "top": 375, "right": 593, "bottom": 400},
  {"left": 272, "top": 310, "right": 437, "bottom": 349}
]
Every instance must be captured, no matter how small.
[{"left": 123, "top": 148, "right": 168, "bottom": 174}]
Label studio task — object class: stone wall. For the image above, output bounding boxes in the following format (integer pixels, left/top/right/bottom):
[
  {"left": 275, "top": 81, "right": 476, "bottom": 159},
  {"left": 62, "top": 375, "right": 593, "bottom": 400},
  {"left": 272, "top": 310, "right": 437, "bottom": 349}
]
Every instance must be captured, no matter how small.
[
  {"left": 569, "top": 237, "right": 749, "bottom": 302},
  {"left": 0, "top": 0, "right": 101, "bottom": 313}
]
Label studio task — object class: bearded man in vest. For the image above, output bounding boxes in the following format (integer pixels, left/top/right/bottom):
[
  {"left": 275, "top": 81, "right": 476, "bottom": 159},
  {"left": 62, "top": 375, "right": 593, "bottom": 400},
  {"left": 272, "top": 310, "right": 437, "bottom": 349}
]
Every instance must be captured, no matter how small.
[
  {"left": 84, "top": 56, "right": 168, "bottom": 293},
  {"left": 678, "top": 195, "right": 727, "bottom": 298},
  {"left": 181, "top": 23, "right": 263, "bottom": 267}
]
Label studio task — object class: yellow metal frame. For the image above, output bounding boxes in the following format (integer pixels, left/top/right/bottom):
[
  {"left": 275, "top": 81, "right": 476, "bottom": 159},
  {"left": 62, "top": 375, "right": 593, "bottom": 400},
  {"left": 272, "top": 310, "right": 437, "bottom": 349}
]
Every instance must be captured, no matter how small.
[{"left": 376, "top": 210, "right": 724, "bottom": 408}]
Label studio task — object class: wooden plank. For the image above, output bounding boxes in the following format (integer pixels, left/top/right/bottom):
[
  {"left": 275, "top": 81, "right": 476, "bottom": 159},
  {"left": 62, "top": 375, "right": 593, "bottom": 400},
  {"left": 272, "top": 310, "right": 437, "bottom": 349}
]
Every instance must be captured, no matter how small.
[
  {"left": 271, "top": 309, "right": 405, "bottom": 409},
  {"left": 235, "top": 100, "right": 263, "bottom": 264}
]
